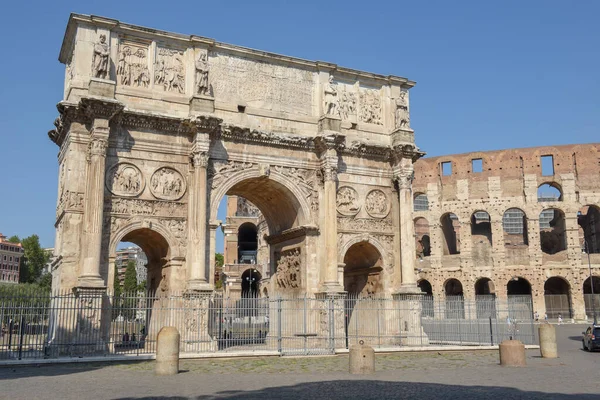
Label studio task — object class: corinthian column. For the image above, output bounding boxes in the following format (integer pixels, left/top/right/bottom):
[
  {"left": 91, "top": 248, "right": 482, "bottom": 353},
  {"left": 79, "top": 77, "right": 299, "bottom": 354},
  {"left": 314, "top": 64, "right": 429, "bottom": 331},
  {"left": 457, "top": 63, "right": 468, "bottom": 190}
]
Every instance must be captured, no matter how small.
[
  {"left": 187, "top": 150, "right": 212, "bottom": 292},
  {"left": 316, "top": 139, "right": 344, "bottom": 293},
  {"left": 78, "top": 119, "right": 109, "bottom": 288},
  {"left": 393, "top": 157, "right": 420, "bottom": 294}
]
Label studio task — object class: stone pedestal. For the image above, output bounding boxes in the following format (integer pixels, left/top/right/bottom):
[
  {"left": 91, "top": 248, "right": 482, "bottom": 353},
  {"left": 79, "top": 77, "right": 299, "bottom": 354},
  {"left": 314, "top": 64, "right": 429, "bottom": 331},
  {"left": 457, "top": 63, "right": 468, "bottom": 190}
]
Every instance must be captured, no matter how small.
[
  {"left": 391, "top": 127, "right": 415, "bottom": 145},
  {"left": 349, "top": 341, "right": 375, "bottom": 374},
  {"left": 539, "top": 324, "right": 558, "bottom": 358},
  {"left": 156, "top": 327, "right": 180, "bottom": 376},
  {"left": 393, "top": 292, "right": 429, "bottom": 346},
  {"left": 318, "top": 115, "right": 341, "bottom": 133},
  {"left": 180, "top": 291, "right": 216, "bottom": 353},
  {"left": 88, "top": 78, "right": 116, "bottom": 98},
  {"left": 316, "top": 291, "right": 347, "bottom": 350},
  {"left": 189, "top": 95, "right": 215, "bottom": 114},
  {"left": 499, "top": 339, "right": 526, "bottom": 366},
  {"left": 72, "top": 287, "right": 108, "bottom": 356}
]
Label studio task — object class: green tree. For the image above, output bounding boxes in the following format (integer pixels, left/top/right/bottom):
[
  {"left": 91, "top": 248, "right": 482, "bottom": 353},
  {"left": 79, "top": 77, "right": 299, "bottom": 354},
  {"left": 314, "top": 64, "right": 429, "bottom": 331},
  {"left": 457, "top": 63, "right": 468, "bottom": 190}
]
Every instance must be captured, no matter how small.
[
  {"left": 113, "top": 263, "right": 122, "bottom": 297},
  {"left": 215, "top": 253, "right": 224, "bottom": 268},
  {"left": 123, "top": 260, "right": 138, "bottom": 294},
  {"left": 7, "top": 235, "right": 20, "bottom": 244},
  {"left": 214, "top": 253, "right": 224, "bottom": 290},
  {"left": 37, "top": 272, "right": 52, "bottom": 291},
  {"left": 19, "top": 235, "right": 50, "bottom": 284}
]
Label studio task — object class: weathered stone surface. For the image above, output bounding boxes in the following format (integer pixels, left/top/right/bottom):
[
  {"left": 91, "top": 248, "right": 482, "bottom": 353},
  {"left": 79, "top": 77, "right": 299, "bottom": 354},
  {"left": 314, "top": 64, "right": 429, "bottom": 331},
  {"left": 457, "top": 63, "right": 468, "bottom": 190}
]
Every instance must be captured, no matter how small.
[
  {"left": 499, "top": 339, "right": 526, "bottom": 366},
  {"left": 156, "top": 326, "right": 180, "bottom": 376}
]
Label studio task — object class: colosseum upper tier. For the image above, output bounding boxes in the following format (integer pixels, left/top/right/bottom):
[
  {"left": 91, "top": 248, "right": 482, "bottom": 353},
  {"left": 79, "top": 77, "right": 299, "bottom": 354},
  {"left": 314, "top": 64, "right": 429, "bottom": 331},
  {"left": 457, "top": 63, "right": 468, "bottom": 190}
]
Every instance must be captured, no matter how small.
[{"left": 411, "top": 143, "right": 600, "bottom": 320}]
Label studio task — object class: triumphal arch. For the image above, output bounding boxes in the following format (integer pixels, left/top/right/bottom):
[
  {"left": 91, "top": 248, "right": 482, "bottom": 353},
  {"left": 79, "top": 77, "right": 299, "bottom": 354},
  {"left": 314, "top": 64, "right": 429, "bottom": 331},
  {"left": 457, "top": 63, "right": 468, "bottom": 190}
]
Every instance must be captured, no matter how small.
[{"left": 49, "top": 14, "right": 423, "bottom": 306}]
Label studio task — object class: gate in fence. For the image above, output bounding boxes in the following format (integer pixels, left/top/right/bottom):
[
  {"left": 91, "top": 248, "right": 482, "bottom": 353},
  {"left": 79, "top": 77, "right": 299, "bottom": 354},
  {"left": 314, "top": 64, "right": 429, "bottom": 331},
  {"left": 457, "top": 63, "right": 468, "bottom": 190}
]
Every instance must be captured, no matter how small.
[{"left": 0, "top": 291, "right": 536, "bottom": 362}]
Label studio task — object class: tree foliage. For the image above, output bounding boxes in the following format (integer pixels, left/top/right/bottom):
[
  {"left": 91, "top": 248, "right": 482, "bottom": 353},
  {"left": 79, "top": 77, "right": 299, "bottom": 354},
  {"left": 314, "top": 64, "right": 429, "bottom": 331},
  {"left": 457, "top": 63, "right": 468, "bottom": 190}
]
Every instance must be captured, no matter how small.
[
  {"left": 13, "top": 235, "right": 50, "bottom": 284},
  {"left": 123, "top": 260, "right": 138, "bottom": 294},
  {"left": 7, "top": 235, "right": 20, "bottom": 244},
  {"left": 215, "top": 253, "right": 224, "bottom": 268}
]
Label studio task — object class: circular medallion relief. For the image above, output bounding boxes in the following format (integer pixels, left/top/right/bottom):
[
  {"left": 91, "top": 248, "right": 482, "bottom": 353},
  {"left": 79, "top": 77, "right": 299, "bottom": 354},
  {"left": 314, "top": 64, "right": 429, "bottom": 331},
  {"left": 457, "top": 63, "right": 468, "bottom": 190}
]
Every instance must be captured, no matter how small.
[
  {"left": 106, "top": 163, "right": 144, "bottom": 197},
  {"left": 365, "top": 189, "right": 390, "bottom": 218},
  {"left": 336, "top": 186, "right": 360, "bottom": 216},
  {"left": 150, "top": 167, "right": 186, "bottom": 200}
]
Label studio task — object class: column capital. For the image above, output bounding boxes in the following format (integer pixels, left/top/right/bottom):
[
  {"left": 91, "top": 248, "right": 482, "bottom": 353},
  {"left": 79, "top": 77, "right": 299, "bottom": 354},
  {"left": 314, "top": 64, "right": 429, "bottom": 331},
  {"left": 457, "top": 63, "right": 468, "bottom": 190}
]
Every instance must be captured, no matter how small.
[
  {"left": 192, "top": 151, "right": 210, "bottom": 169},
  {"left": 393, "top": 164, "right": 414, "bottom": 190},
  {"left": 86, "top": 138, "right": 108, "bottom": 164}
]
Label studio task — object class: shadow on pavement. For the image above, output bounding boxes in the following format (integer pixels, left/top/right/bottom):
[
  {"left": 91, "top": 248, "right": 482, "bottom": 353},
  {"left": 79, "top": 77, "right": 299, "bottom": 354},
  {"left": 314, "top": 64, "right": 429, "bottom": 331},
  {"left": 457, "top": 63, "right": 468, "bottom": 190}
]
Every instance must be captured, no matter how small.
[
  {"left": 115, "top": 380, "right": 600, "bottom": 400},
  {"left": 0, "top": 360, "right": 149, "bottom": 380}
]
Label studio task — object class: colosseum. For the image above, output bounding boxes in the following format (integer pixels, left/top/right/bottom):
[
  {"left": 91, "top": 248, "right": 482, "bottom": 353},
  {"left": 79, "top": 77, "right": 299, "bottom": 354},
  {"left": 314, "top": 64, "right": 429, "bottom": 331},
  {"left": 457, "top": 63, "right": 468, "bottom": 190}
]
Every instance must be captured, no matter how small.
[{"left": 222, "top": 144, "right": 600, "bottom": 321}]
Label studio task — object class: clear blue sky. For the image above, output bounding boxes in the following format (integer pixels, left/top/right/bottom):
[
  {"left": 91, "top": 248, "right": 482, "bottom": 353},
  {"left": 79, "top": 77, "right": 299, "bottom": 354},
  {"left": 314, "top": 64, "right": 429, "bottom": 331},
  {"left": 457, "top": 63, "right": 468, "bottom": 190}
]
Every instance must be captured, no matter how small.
[{"left": 0, "top": 1, "right": 598, "bottom": 252}]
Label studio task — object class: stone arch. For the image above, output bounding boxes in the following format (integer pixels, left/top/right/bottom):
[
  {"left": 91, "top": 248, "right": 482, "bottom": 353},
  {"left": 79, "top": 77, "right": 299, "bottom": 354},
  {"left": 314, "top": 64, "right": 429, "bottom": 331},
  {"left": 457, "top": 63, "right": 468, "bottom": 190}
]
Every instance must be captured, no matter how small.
[
  {"left": 475, "top": 277, "right": 496, "bottom": 318},
  {"left": 539, "top": 208, "right": 567, "bottom": 254},
  {"left": 471, "top": 210, "right": 492, "bottom": 265},
  {"left": 583, "top": 276, "right": 600, "bottom": 319},
  {"left": 507, "top": 277, "right": 532, "bottom": 296},
  {"left": 444, "top": 278, "right": 465, "bottom": 318},
  {"left": 237, "top": 222, "right": 258, "bottom": 264},
  {"left": 418, "top": 279, "right": 434, "bottom": 318},
  {"left": 209, "top": 167, "right": 311, "bottom": 234},
  {"left": 475, "top": 277, "right": 495, "bottom": 296},
  {"left": 241, "top": 267, "right": 262, "bottom": 298},
  {"left": 502, "top": 207, "right": 529, "bottom": 246},
  {"left": 109, "top": 219, "right": 181, "bottom": 294},
  {"left": 414, "top": 217, "right": 431, "bottom": 258},
  {"left": 537, "top": 182, "right": 563, "bottom": 202},
  {"left": 342, "top": 241, "right": 384, "bottom": 296},
  {"left": 544, "top": 276, "right": 572, "bottom": 319},
  {"left": 578, "top": 205, "right": 600, "bottom": 254},
  {"left": 338, "top": 235, "right": 388, "bottom": 267},
  {"left": 440, "top": 213, "right": 460, "bottom": 255},
  {"left": 413, "top": 192, "right": 429, "bottom": 211}
]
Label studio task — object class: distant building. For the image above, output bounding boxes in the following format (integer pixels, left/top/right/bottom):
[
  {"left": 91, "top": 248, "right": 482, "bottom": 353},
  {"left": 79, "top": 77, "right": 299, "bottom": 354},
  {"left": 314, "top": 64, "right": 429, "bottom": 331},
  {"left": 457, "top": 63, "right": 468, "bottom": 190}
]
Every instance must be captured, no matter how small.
[
  {"left": 115, "top": 246, "right": 147, "bottom": 289},
  {"left": 0, "top": 233, "right": 24, "bottom": 284}
]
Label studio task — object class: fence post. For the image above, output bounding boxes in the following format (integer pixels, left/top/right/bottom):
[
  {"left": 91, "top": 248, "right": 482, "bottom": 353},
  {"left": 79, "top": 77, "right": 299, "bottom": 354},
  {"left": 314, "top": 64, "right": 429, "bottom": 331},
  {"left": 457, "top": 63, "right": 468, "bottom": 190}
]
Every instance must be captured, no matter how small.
[
  {"left": 489, "top": 316, "right": 493, "bottom": 346},
  {"left": 277, "top": 297, "right": 282, "bottom": 354},
  {"left": 18, "top": 316, "right": 25, "bottom": 360},
  {"left": 329, "top": 296, "right": 334, "bottom": 352}
]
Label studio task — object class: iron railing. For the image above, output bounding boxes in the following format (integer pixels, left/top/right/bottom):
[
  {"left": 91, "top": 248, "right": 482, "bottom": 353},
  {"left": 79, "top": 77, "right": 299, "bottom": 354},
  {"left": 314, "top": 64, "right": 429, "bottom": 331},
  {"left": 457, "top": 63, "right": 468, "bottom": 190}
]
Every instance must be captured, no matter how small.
[{"left": 0, "top": 291, "right": 536, "bottom": 362}]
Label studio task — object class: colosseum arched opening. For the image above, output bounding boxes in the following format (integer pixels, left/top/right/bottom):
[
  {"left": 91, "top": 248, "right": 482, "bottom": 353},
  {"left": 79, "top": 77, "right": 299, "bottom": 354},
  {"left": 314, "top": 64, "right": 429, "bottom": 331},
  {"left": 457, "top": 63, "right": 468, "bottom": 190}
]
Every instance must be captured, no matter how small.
[
  {"left": 444, "top": 278, "right": 464, "bottom": 319},
  {"left": 539, "top": 208, "right": 567, "bottom": 257},
  {"left": 544, "top": 277, "right": 572, "bottom": 319}
]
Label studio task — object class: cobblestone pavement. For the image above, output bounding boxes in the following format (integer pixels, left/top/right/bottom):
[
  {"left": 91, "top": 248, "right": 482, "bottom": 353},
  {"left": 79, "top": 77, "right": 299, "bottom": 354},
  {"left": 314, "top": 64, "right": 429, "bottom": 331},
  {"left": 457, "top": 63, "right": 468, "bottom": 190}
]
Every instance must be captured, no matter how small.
[{"left": 0, "top": 324, "right": 598, "bottom": 400}]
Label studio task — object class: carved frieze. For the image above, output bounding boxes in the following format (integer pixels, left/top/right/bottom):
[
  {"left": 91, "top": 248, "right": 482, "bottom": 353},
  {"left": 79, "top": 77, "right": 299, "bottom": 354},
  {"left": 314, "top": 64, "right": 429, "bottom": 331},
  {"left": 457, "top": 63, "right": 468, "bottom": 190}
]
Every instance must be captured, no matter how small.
[
  {"left": 105, "top": 163, "right": 144, "bottom": 197},
  {"left": 104, "top": 198, "right": 186, "bottom": 217},
  {"left": 275, "top": 248, "right": 302, "bottom": 289},
  {"left": 150, "top": 167, "right": 186, "bottom": 201},
  {"left": 359, "top": 88, "right": 382, "bottom": 125},
  {"left": 209, "top": 160, "right": 254, "bottom": 190},
  {"left": 154, "top": 47, "right": 185, "bottom": 94},
  {"left": 336, "top": 186, "right": 360, "bottom": 216},
  {"left": 271, "top": 165, "right": 320, "bottom": 213},
  {"left": 56, "top": 190, "right": 85, "bottom": 218},
  {"left": 365, "top": 189, "right": 390, "bottom": 219},
  {"left": 337, "top": 216, "right": 393, "bottom": 233},
  {"left": 339, "top": 88, "right": 357, "bottom": 120},
  {"left": 160, "top": 218, "right": 187, "bottom": 244},
  {"left": 117, "top": 41, "right": 150, "bottom": 88}
]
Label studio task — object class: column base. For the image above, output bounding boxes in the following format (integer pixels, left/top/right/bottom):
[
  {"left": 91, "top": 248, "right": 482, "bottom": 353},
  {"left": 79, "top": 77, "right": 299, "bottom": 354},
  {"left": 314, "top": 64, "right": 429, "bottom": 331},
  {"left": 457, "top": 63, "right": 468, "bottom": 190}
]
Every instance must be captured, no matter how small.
[
  {"left": 76, "top": 275, "right": 106, "bottom": 290},
  {"left": 318, "top": 282, "right": 346, "bottom": 294},
  {"left": 186, "top": 280, "right": 214, "bottom": 293},
  {"left": 391, "top": 127, "right": 415, "bottom": 146},
  {"left": 393, "top": 283, "right": 423, "bottom": 296}
]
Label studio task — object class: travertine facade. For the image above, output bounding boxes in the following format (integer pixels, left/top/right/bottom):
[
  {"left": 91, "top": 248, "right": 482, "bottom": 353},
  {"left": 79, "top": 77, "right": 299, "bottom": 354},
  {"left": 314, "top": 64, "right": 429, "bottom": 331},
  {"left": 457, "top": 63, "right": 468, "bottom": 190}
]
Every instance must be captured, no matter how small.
[
  {"left": 412, "top": 144, "right": 600, "bottom": 320},
  {"left": 48, "top": 14, "right": 422, "bottom": 306}
]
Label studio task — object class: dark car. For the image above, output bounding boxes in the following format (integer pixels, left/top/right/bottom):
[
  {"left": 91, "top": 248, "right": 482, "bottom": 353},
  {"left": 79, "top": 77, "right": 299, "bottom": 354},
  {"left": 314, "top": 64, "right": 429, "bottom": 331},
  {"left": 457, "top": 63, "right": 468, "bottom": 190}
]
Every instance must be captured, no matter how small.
[{"left": 582, "top": 325, "right": 600, "bottom": 351}]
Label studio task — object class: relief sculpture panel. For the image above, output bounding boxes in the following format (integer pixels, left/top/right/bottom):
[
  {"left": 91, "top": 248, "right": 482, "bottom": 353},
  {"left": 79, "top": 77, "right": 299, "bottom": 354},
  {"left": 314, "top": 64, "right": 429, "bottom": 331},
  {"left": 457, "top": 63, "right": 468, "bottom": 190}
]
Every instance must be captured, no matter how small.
[
  {"left": 275, "top": 248, "right": 302, "bottom": 289},
  {"left": 150, "top": 167, "right": 186, "bottom": 200},
  {"left": 365, "top": 189, "right": 390, "bottom": 218},
  {"left": 336, "top": 186, "right": 360, "bottom": 216},
  {"left": 117, "top": 41, "right": 151, "bottom": 88},
  {"left": 105, "top": 163, "right": 144, "bottom": 197},
  {"left": 359, "top": 88, "right": 383, "bottom": 125},
  {"left": 154, "top": 47, "right": 185, "bottom": 94}
]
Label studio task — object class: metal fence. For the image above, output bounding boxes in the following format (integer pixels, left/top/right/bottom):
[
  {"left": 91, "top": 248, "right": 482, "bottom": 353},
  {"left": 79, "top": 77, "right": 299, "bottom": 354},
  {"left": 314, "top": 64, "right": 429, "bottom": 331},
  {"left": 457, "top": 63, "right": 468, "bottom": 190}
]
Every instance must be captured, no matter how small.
[{"left": 0, "top": 291, "right": 535, "bottom": 362}]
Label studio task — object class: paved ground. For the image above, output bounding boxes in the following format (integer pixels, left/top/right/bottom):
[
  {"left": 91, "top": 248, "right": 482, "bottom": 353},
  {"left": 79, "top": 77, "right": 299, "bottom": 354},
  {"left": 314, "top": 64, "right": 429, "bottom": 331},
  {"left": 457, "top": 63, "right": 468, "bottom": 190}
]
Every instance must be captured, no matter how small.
[{"left": 0, "top": 324, "right": 599, "bottom": 399}]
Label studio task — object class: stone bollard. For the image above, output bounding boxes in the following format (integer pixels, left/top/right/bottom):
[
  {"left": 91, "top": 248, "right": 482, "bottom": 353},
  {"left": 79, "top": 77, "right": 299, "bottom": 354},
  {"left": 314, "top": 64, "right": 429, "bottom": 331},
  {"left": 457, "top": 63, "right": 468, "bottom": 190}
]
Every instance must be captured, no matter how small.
[
  {"left": 349, "top": 340, "right": 375, "bottom": 374},
  {"left": 499, "top": 339, "right": 526, "bottom": 366},
  {"left": 155, "top": 326, "right": 180, "bottom": 376},
  {"left": 538, "top": 324, "right": 558, "bottom": 358}
]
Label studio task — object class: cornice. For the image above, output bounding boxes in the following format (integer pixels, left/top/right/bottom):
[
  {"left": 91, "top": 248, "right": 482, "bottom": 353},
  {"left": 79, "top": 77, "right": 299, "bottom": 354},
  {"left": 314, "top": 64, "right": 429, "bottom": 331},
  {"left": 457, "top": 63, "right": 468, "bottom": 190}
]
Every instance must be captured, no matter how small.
[
  {"left": 265, "top": 224, "right": 319, "bottom": 245},
  {"left": 219, "top": 124, "right": 316, "bottom": 150}
]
